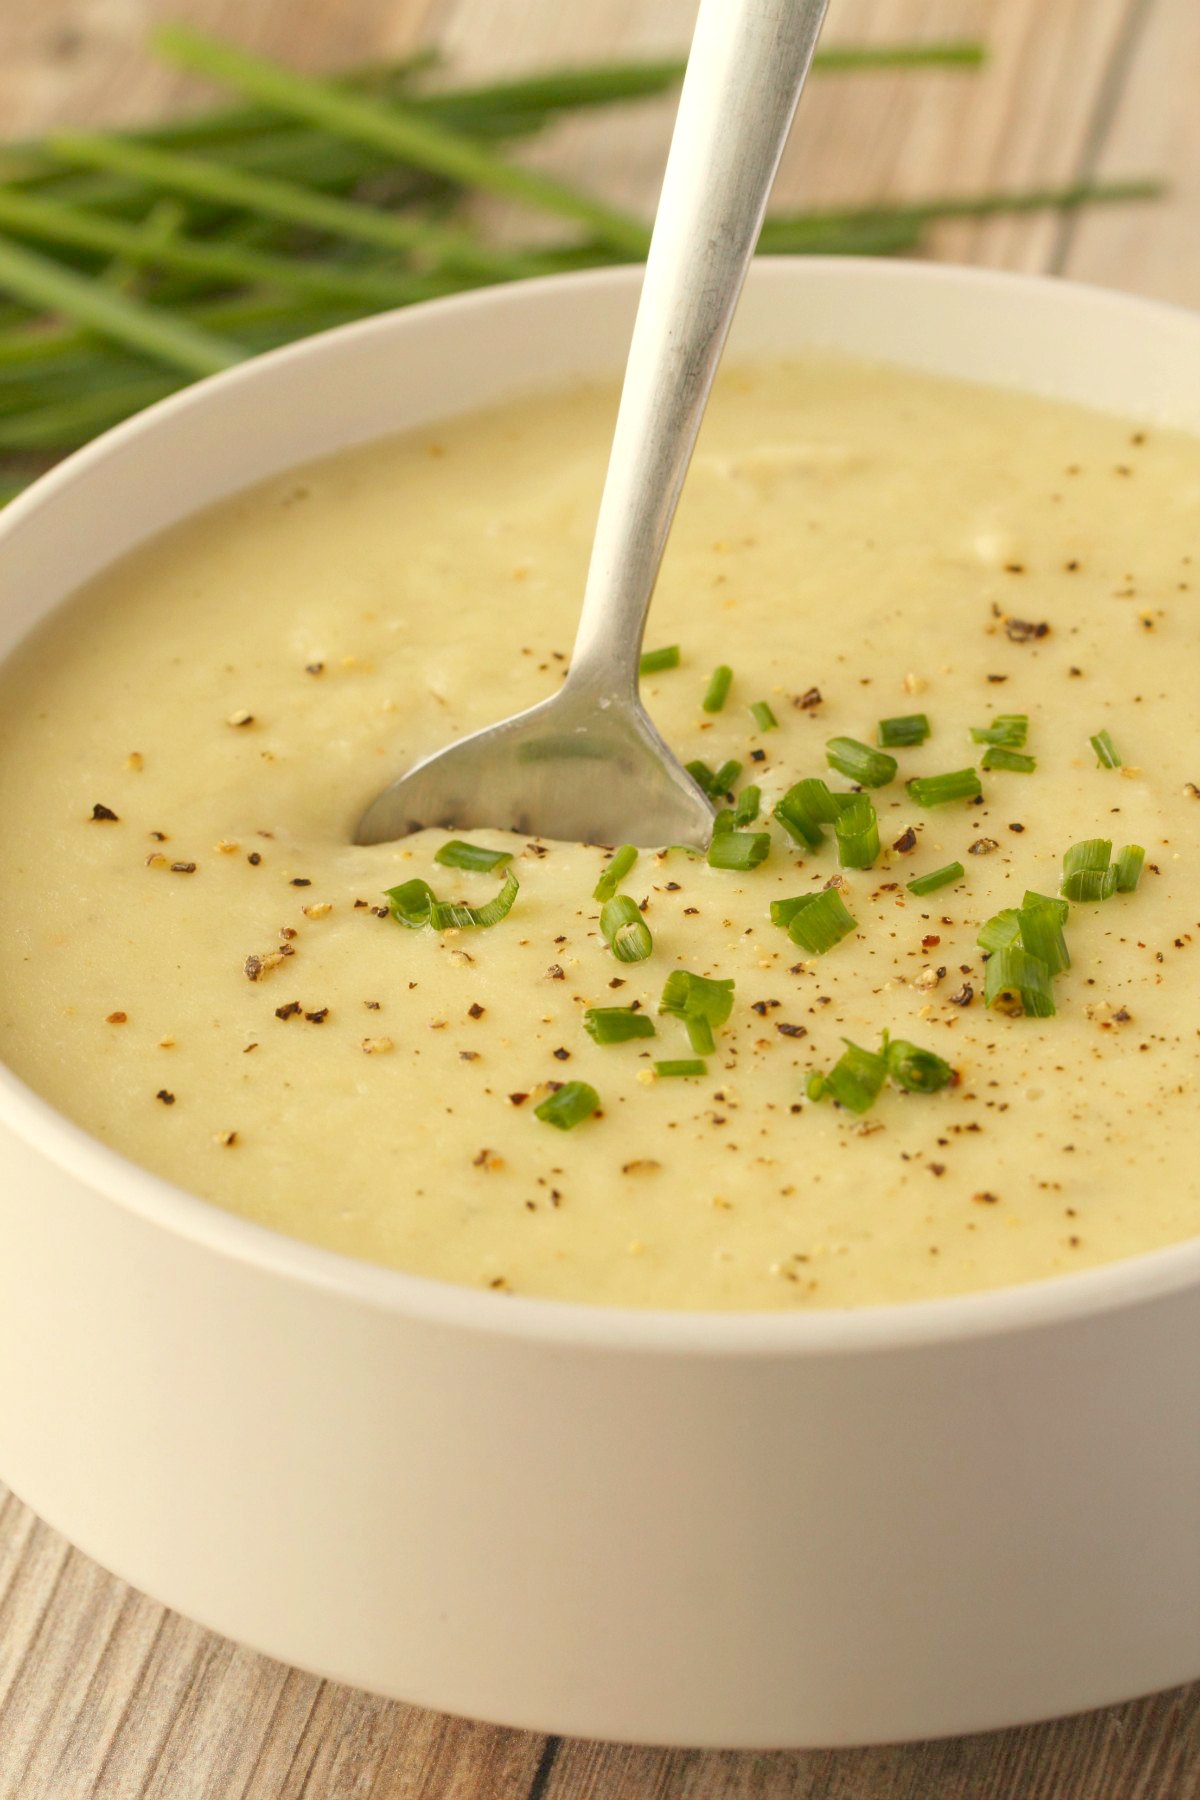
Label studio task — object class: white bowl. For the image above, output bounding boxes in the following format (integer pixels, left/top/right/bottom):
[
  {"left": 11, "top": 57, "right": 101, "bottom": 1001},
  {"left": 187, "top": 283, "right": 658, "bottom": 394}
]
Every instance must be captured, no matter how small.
[{"left": 1, "top": 261, "right": 1198, "bottom": 1750}]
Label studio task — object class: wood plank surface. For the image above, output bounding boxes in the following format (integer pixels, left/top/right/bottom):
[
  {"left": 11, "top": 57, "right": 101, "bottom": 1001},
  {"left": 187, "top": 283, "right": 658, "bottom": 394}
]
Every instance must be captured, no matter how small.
[{"left": 1, "top": 0, "right": 1198, "bottom": 1794}]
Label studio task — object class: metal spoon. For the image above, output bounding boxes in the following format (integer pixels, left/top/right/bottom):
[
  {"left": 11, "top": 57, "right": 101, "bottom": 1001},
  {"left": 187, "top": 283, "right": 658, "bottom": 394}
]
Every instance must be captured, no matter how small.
[{"left": 357, "top": 0, "right": 830, "bottom": 849}]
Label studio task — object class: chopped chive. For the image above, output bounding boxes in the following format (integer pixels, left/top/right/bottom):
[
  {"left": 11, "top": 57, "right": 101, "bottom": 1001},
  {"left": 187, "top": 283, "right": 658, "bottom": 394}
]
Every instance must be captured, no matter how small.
[
  {"left": 654, "top": 1058, "right": 707, "bottom": 1078},
  {"left": 708, "top": 830, "right": 771, "bottom": 871},
  {"left": 970, "top": 713, "right": 1029, "bottom": 747},
  {"left": 659, "top": 969, "right": 735, "bottom": 1057},
  {"left": 982, "top": 746, "right": 1037, "bottom": 773},
  {"left": 685, "top": 758, "right": 715, "bottom": 796},
  {"left": 639, "top": 643, "right": 680, "bottom": 675},
  {"left": 534, "top": 1080, "right": 601, "bottom": 1130},
  {"left": 877, "top": 713, "right": 929, "bottom": 747},
  {"left": 907, "top": 860, "right": 963, "bottom": 896},
  {"left": 386, "top": 868, "right": 520, "bottom": 931},
  {"left": 434, "top": 839, "right": 513, "bottom": 873},
  {"left": 906, "top": 768, "right": 981, "bottom": 806},
  {"left": 1114, "top": 844, "right": 1145, "bottom": 892},
  {"left": 384, "top": 876, "right": 435, "bottom": 928},
  {"left": 884, "top": 1037, "right": 954, "bottom": 1094},
  {"left": 984, "top": 944, "right": 1055, "bottom": 1017},
  {"left": 711, "top": 809, "right": 735, "bottom": 837},
  {"left": 1061, "top": 838, "right": 1116, "bottom": 903},
  {"left": 429, "top": 867, "right": 520, "bottom": 930},
  {"left": 977, "top": 909, "right": 1022, "bottom": 953},
  {"left": 1090, "top": 729, "right": 1122, "bottom": 768},
  {"left": 825, "top": 736, "right": 897, "bottom": 788},
  {"left": 1022, "top": 890, "right": 1070, "bottom": 923},
  {"left": 774, "top": 777, "right": 852, "bottom": 849},
  {"left": 583, "top": 1005, "right": 656, "bottom": 1044},
  {"left": 593, "top": 843, "right": 637, "bottom": 903},
  {"left": 702, "top": 665, "right": 733, "bottom": 712},
  {"left": 711, "top": 758, "right": 743, "bottom": 798},
  {"left": 1016, "top": 900, "right": 1070, "bottom": 976},
  {"left": 749, "top": 699, "right": 779, "bottom": 732},
  {"left": 809, "top": 1040, "right": 887, "bottom": 1114},
  {"left": 834, "top": 794, "right": 880, "bottom": 870},
  {"left": 785, "top": 887, "right": 857, "bottom": 955},
  {"left": 770, "top": 895, "right": 812, "bottom": 928},
  {"left": 732, "top": 784, "right": 761, "bottom": 826},
  {"left": 600, "top": 893, "right": 653, "bottom": 963}
]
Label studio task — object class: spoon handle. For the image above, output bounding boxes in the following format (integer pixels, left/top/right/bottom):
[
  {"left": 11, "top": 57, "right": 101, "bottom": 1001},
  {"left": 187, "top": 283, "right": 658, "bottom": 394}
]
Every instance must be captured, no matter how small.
[{"left": 567, "top": 0, "right": 830, "bottom": 698}]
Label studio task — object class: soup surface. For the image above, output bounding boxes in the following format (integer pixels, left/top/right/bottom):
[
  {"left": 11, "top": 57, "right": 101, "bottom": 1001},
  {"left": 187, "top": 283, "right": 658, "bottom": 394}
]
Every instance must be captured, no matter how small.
[{"left": 1, "top": 357, "right": 1198, "bottom": 1309}]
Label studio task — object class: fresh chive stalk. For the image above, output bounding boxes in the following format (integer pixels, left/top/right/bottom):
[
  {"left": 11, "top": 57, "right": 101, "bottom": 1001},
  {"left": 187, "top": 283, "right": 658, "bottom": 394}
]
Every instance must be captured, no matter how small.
[
  {"left": 1022, "top": 890, "right": 1070, "bottom": 922},
  {"left": 435, "top": 840, "right": 513, "bottom": 873},
  {"left": 654, "top": 1058, "right": 707, "bottom": 1077},
  {"left": 593, "top": 844, "right": 637, "bottom": 903},
  {"left": 907, "top": 861, "right": 963, "bottom": 896},
  {"left": 907, "top": 768, "right": 981, "bottom": 806},
  {"left": 984, "top": 944, "right": 1055, "bottom": 1018},
  {"left": 774, "top": 777, "right": 852, "bottom": 849},
  {"left": 977, "top": 909, "right": 1022, "bottom": 953},
  {"left": 878, "top": 713, "right": 929, "bottom": 747},
  {"left": 534, "top": 1080, "right": 600, "bottom": 1129},
  {"left": 782, "top": 887, "right": 857, "bottom": 955},
  {"left": 834, "top": 795, "right": 880, "bottom": 870},
  {"left": 600, "top": 894, "right": 653, "bottom": 963},
  {"left": 982, "top": 747, "right": 1037, "bottom": 773},
  {"left": 385, "top": 876, "right": 436, "bottom": 928},
  {"left": 1114, "top": 844, "right": 1145, "bottom": 892},
  {"left": 639, "top": 643, "right": 680, "bottom": 675},
  {"left": 429, "top": 867, "right": 520, "bottom": 929},
  {"left": 1090, "top": 729, "right": 1122, "bottom": 768},
  {"left": 659, "top": 969, "right": 735, "bottom": 1056},
  {"left": 825, "top": 736, "right": 897, "bottom": 788},
  {"left": 884, "top": 1037, "right": 954, "bottom": 1094},
  {"left": 749, "top": 699, "right": 779, "bottom": 732},
  {"left": 1016, "top": 900, "right": 1070, "bottom": 977},
  {"left": 732, "top": 785, "right": 761, "bottom": 826},
  {"left": 707, "top": 830, "right": 771, "bottom": 871},
  {"left": 703, "top": 665, "right": 733, "bottom": 713},
  {"left": 711, "top": 759, "right": 742, "bottom": 798},
  {"left": 583, "top": 1005, "right": 656, "bottom": 1044},
  {"left": 808, "top": 1041, "right": 886, "bottom": 1114},
  {"left": 970, "top": 713, "right": 1028, "bottom": 747},
  {"left": 1061, "top": 838, "right": 1116, "bottom": 903}
]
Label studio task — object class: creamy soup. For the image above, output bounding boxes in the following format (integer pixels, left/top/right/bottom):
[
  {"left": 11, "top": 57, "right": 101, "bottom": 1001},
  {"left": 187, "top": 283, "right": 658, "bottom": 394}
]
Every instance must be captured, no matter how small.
[{"left": 1, "top": 357, "right": 1198, "bottom": 1310}]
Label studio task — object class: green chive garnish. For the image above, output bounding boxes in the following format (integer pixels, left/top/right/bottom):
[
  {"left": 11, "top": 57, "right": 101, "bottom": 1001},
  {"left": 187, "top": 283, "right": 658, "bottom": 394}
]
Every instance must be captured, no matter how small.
[
  {"left": 386, "top": 869, "right": 520, "bottom": 931},
  {"left": 685, "top": 758, "right": 715, "bottom": 796},
  {"left": 977, "top": 909, "right": 1022, "bottom": 953},
  {"left": 428, "top": 867, "right": 521, "bottom": 930},
  {"left": 970, "top": 713, "right": 1028, "bottom": 747},
  {"left": 877, "top": 713, "right": 929, "bottom": 747},
  {"left": 659, "top": 969, "right": 735, "bottom": 1056},
  {"left": 981, "top": 747, "right": 1037, "bottom": 774},
  {"left": 712, "top": 758, "right": 743, "bottom": 798},
  {"left": 1061, "top": 838, "right": 1117, "bottom": 902},
  {"left": 825, "top": 736, "right": 897, "bottom": 788},
  {"left": 1114, "top": 844, "right": 1145, "bottom": 892},
  {"left": 984, "top": 944, "right": 1055, "bottom": 1017},
  {"left": 1090, "top": 729, "right": 1122, "bottom": 768},
  {"left": 884, "top": 1037, "right": 954, "bottom": 1094},
  {"left": 385, "top": 876, "right": 436, "bottom": 928},
  {"left": 593, "top": 843, "right": 637, "bottom": 903},
  {"left": 1022, "top": 890, "right": 1070, "bottom": 922},
  {"left": 783, "top": 887, "right": 857, "bottom": 955},
  {"left": 600, "top": 893, "right": 653, "bottom": 963},
  {"left": 774, "top": 777, "right": 852, "bottom": 849},
  {"left": 834, "top": 794, "right": 880, "bottom": 870},
  {"left": 434, "top": 839, "right": 513, "bottom": 873},
  {"left": 583, "top": 1005, "right": 656, "bottom": 1044},
  {"left": 906, "top": 768, "right": 982, "bottom": 806},
  {"left": 1016, "top": 899, "right": 1070, "bottom": 976},
  {"left": 702, "top": 664, "right": 733, "bottom": 713},
  {"left": 808, "top": 1040, "right": 887, "bottom": 1114},
  {"left": 639, "top": 643, "right": 680, "bottom": 676},
  {"left": 654, "top": 1058, "right": 707, "bottom": 1078},
  {"left": 907, "top": 861, "right": 964, "bottom": 896},
  {"left": 733, "top": 784, "right": 761, "bottom": 826},
  {"left": 749, "top": 699, "right": 779, "bottom": 732},
  {"left": 707, "top": 830, "right": 771, "bottom": 871},
  {"left": 534, "top": 1080, "right": 600, "bottom": 1130}
]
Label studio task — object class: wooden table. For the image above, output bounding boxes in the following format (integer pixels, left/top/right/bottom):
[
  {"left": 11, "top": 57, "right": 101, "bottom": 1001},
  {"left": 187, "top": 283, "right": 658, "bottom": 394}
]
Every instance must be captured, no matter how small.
[{"left": 2, "top": 1, "right": 1199, "bottom": 1793}]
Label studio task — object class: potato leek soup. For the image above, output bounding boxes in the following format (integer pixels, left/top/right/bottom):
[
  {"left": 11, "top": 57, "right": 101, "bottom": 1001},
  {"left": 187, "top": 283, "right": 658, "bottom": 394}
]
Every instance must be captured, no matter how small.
[{"left": 1, "top": 357, "right": 1198, "bottom": 1310}]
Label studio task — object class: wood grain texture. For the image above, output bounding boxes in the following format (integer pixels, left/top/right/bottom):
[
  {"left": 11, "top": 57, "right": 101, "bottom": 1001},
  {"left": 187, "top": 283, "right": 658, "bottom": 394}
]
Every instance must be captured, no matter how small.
[{"left": 1, "top": 0, "right": 1199, "bottom": 1794}]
